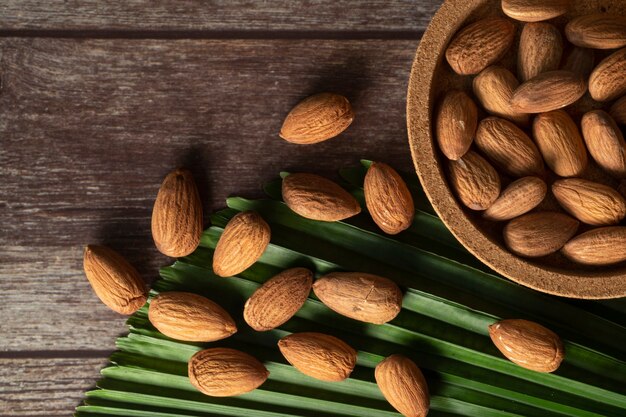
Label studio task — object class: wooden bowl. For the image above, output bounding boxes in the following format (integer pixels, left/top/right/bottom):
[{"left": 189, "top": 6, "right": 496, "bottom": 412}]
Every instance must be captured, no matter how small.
[{"left": 407, "top": 0, "right": 626, "bottom": 299}]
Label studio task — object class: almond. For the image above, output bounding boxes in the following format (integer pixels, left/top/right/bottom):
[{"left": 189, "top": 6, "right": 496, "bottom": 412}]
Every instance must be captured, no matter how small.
[
  {"left": 435, "top": 90, "right": 478, "bottom": 160},
  {"left": 562, "top": 226, "right": 626, "bottom": 265},
  {"left": 278, "top": 332, "right": 357, "bottom": 381},
  {"left": 561, "top": 47, "right": 595, "bottom": 79},
  {"left": 489, "top": 319, "right": 564, "bottom": 373},
  {"left": 475, "top": 117, "right": 543, "bottom": 177},
  {"left": 552, "top": 178, "right": 626, "bottom": 226},
  {"left": 518, "top": 23, "right": 563, "bottom": 82},
  {"left": 151, "top": 168, "right": 203, "bottom": 258},
  {"left": 279, "top": 93, "right": 354, "bottom": 144},
  {"left": 483, "top": 177, "right": 547, "bottom": 221},
  {"left": 243, "top": 267, "right": 313, "bottom": 331},
  {"left": 445, "top": 17, "right": 516, "bottom": 75},
  {"left": 364, "top": 162, "right": 415, "bottom": 234},
  {"left": 282, "top": 173, "right": 361, "bottom": 221},
  {"left": 188, "top": 348, "right": 269, "bottom": 396},
  {"left": 375, "top": 354, "right": 430, "bottom": 417},
  {"left": 503, "top": 212, "right": 579, "bottom": 257},
  {"left": 83, "top": 245, "right": 147, "bottom": 315},
  {"left": 448, "top": 151, "right": 501, "bottom": 211},
  {"left": 149, "top": 292, "right": 236, "bottom": 342},
  {"left": 610, "top": 95, "right": 626, "bottom": 124},
  {"left": 532, "top": 110, "right": 588, "bottom": 177},
  {"left": 589, "top": 47, "right": 626, "bottom": 102},
  {"left": 581, "top": 110, "right": 626, "bottom": 178},
  {"left": 566, "top": 14, "right": 626, "bottom": 49},
  {"left": 212, "top": 211, "right": 271, "bottom": 277},
  {"left": 313, "top": 272, "right": 403, "bottom": 324},
  {"left": 510, "top": 70, "right": 587, "bottom": 113},
  {"left": 501, "top": 0, "right": 569, "bottom": 22},
  {"left": 473, "top": 66, "right": 529, "bottom": 126}
]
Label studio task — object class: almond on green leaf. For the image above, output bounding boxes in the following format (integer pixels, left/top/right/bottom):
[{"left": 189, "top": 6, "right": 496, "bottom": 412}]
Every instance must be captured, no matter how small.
[
  {"left": 581, "top": 110, "right": 626, "bottom": 178},
  {"left": 510, "top": 70, "right": 587, "bottom": 113},
  {"left": 589, "top": 47, "right": 626, "bottom": 102},
  {"left": 435, "top": 90, "right": 478, "bottom": 160},
  {"left": 448, "top": 151, "right": 501, "bottom": 211},
  {"left": 375, "top": 354, "right": 430, "bottom": 417},
  {"left": 503, "top": 212, "right": 579, "bottom": 257},
  {"left": 501, "top": 0, "right": 569, "bottom": 22},
  {"left": 552, "top": 178, "right": 626, "bottom": 226},
  {"left": 566, "top": 14, "right": 626, "bottom": 49},
  {"left": 473, "top": 66, "right": 529, "bottom": 126},
  {"left": 483, "top": 177, "right": 547, "bottom": 221},
  {"left": 562, "top": 226, "right": 626, "bottom": 266},
  {"left": 518, "top": 22, "right": 563, "bottom": 82}
]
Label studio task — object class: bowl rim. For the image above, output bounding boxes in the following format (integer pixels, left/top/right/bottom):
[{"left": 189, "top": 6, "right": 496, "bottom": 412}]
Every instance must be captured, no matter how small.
[{"left": 406, "top": 0, "right": 626, "bottom": 299}]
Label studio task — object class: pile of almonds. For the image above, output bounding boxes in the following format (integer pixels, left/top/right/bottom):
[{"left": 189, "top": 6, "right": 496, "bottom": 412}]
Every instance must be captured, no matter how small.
[{"left": 439, "top": 2, "right": 626, "bottom": 265}]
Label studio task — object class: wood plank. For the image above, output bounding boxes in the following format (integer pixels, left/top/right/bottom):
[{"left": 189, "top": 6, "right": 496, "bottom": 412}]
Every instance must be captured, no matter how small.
[
  {"left": 0, "top": 38, "right": 418, "bottom": 351},
  {"left": 0, "top": 1, "right": 440, "bottom": 33}
]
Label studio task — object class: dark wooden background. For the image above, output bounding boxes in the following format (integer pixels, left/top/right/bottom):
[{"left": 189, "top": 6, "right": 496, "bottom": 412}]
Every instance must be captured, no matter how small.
[{"left": 0, "top": 1, "right": 441, "bottom": 415}]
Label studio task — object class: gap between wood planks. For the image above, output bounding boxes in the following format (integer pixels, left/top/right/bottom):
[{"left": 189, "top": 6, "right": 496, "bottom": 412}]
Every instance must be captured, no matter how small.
[{"left": 0, "top": 350, "right": 115, "bottom": 359}]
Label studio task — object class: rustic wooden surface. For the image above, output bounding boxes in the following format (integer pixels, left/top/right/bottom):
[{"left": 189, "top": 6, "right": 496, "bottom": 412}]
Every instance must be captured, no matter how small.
[{"left": 0, "top": 2, "right": 437, "bottom": 415}]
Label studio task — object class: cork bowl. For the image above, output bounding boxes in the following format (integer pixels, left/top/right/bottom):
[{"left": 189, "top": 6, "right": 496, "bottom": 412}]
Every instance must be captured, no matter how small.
[{"left": 407, "top": 0, "right": 626, "bottom": 298}]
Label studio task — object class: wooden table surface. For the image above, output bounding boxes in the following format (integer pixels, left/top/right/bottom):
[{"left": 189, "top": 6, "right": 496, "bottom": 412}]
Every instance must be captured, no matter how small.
[{"left": 0, "top": 1, "right": 440, "bottom": 415}]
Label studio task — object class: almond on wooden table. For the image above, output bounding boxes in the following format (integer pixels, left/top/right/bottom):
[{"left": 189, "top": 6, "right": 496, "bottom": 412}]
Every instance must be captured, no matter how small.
[
  {"left": 566, "top": 14, "right": 626, "bottom": 49},
  {"left": 473, "top": 66, "right": 529, "bottom": 126},
  {"left": 510, "top": 70, "right": 587, "bottom": 113},
  {"left": 610, "top": 95, "right": 626, "bottom": 124},
  {"left": 561, "top": 47, "right": 595, "bottom": 79},
  {"left": 375, "top": 354, "right": 430, "bottom": 417},
  {"left": 483, "top": 177, "right": 547, "bottom": 221},
  {"left": 589, "top": 47, "right": 626, "bottom": 102},
  {"left": 445, "top": 17, "right": 516, "bottom": 75},
  {"left": 501, "top": 0, "right": 569, "bottom": 22},
  {"left": 552, "top": 178, "right": 626, "bottom": 226},
  {"left": 279, "top": 93, "right": 354, "bottom": 144},
  {"left": 518, "top": 22, "right": 563, "bottom": 82},
  {"left": 149, "top": 292, "right": 237, "bottom": 342},
  {"left": 83, "top": 245, "right": 147, "bottom": 315},
  {"left": 435, "top": 90, "right": 478, "bottom": 160},
  {"left": 581, "top": 110, "right": 626, "bottom": 178},
  {"left": 503, "top": 212, "right": 579, "bottom": 257},
  {"left": 562, "top": 226, "right": 626, "bottom": 265},
  {"left": 448, "top": 151, "right": 501, "bottom": 211}
]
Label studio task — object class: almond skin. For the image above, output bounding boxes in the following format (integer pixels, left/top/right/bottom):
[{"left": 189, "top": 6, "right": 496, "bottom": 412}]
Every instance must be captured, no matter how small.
[
  {"left": 489, "top": 319, "right": 564, "bottom": 373},
  {"left": 610, "top": 95, "right": 626, "bottom": 125},
  {"left": 212, "top": 211, "right": 271, "bottom": 277},
  {"left": 375, "top": 355, "right": 430, "bottom": 417},
  {"left": 483, "top": 177, "right": 547, "bottom": 221},
  {"left": 435, "top": 90, "right": 478, "bottom": 160},
  {"left": 510, "top": 70, "right": 587, "bottom": 113},
  {"left": 518, "top": 23, "right": 563, "bottom": 82},
  {"left": 188, "top": 348, "right": 269, "bottom": 397},
  {"left": 561, "top": 47, "right": 595, "bottom": 79},
  {"left": 589, "top": 47, "right": 626, "bottom": 102},
  {"left": 581, "top": 110, "right": 626, "bottom": 178},
  {"left": 151, "top": 168, "right": 203, "bottom": 258},
  {"left": 448, "top": 151, "right": 501, "bottom": 211},
  {"left": 562, "top": 226, "right": 626, "bottom": 265},
  {"left": 282, "top": 173, "right": 361, "bottom": 221},
  {"left": 364, "top": 162, "right": 415, "bottom": 235},
  {"left": 313, "top": 272, "right": 403, "bottom": 324},
  {"left": 532, "top": 110, "right": 588, "bottom": 177},
  {"left": 566, "top": 14, "right": 626, "bottom": 49},
  {"left": 473, "top": 66, "right": 529, "bottom": 126},
  {"left": 552, "top": 178, "right": 626, "bottom": 226},
  {"left": 475, "top": 117, "right": 543, "bottom": 177},
  {"left": 501, "top": 0, "right": 568, "bottom": 22},
  {"left": 149, "top": 292, "right": 237, "bottom": 342},
  {"left": 278, "top": 332, "right": 357, "bottom": 382},
  {"left": 279, "top": 93, "right": 354, "bottom": 144},
  {"left": 243, "top": 268, "right": 313, "bottom": 331},
  {"left": 445, "top": 17, "right": 516, "bottom": 75},
  {"left": 83, "top": 245, "right": 147, "bottom": 315},
  {"left": 503, "top": 212, "right": 579, "bottom": 257}
]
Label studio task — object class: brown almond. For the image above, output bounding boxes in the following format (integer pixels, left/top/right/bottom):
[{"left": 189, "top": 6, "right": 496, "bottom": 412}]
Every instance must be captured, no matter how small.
[
  {"left": 445, "top": 17, "right": 516, "bottom": 75},
  {"left": 243, "top": 267, "right": 313, "bottom": 331},
  {"left": 282, "top": 173, "right": 361, "bottom": 221},
  {"left": 589, "top": 47, "right": 626, "bottom": 102},
  {"left": 448, "top": 151, "right": 501, "bottom": 211},
  {"left": 212, "top": 211, "right": 271, "bottom": 277},
  {"left": 313, "top": 272, "right": 403, "bottom": 324},
  {"left": 562, "top": 226, "right": 626, "bottom": 265},
  {"left": 503, "top": 212, "right": 579, "bottom": 257},
  {"left": 83, "top": 245, "right": 147, "bottom": 315},
  {"left": 518, "top": 23, "right": 563, "bottom": 82},
  {"left": 364, "top": 162, "right": 415, "bottom": 235},
  {"left": 188, "top": 348, "right": 269, "bottom": 396},
  {"left": 489, "top": 319, "right": 564, "bottom": 372},
  {"left": 473, "top": 66, "right": 529, "bottom": 126},
  {"left": 435, "top": 90, "right": 478, "bottom": 160},
  {"left": 151, "top": 168, "right": 203, "bottom": 258},
  {"left": 511, "top": 70, "right": 587, "bottom": 113},
  {"left": 610, "top": 95, "right": 626, "bottom": 124},
  {"left": 581, "top": 110, "right": 626, "bottom": 178},
  {"left": 375, "top": 355, "right": 430, "bottom": 417},
  {"left": 475, "top": 117, "right": 543, "bottom": 177},
  {"left": 279, "top": 93, "right": 354, "bottom": 144},
  {"left": 149, "top": 292, "right": 237, "bottom": 342},
  {"left": 501, "top": 0, "right": 568, "bottom": 22},
  {"left": 552, "top": 178, "right": 626, "bottom": 226},
  {"left": 278, "top": 332, "right": 357, "bottom": 381},
  {"left": 483, "top": 177, "right": 547, "bottom": 221},
  {"left": 561, "top": 47, "right": 595, "bottom": 79},
  {"left": 532, "top": 110, "right": 588, "bottom": 177},
  {"left": 566, "top": 14, "right": 626, "bottom": 49}
]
